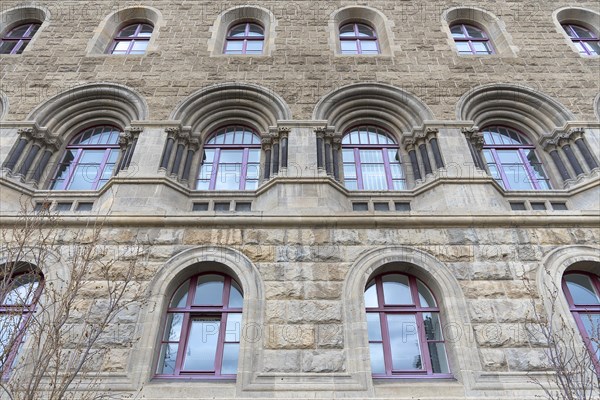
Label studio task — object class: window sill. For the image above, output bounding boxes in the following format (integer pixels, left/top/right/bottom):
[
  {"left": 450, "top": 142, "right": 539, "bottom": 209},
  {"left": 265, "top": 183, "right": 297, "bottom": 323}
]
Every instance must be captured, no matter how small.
[{"left": 372, "top": 373, "right": 455, "bottom": 380}]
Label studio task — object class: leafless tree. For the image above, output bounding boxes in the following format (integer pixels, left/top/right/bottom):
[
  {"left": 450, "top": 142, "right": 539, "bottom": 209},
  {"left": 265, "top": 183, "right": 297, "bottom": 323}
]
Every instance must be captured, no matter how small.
[
  {"left": 0, "top": 200, "right": 148, "bottom": 400},
  {"left": 523, "top": 269, "right": 599, "bottom": 400}
]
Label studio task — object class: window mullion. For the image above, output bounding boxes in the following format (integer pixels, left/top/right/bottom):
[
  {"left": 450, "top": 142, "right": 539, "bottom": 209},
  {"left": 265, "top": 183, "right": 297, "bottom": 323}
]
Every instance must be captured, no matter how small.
[
  {"left": 518, "top": 148, "right": 541, "bottom": 190},
  {"left": 354, "top": 148, "right": 363, "bottom": 190},
  {"left": 63, "top": 148, "right": 84, "bottom": 190},
  {"left": 174, "top": 311, "right": 191, "bottom": 375},
  {"left": 240, "top": 148, "right": 249, "bottom": 190},
  {"left": 416, "top": 311, "right": 433, "bottom": 374},
  {"left": 214, "top": 311, "right": 228, "bottom": 376},
  {"left": 381, "top": 148, "right": 394, "bottom": 190},
  {"left": 380, "top": 311, "right": 394, "bottom": 375},
  {"left": 490, "top": 149, "right": 510, "bottom": 189},
  {"left": 209, "top": 148, "right": 220, "bottom": 191}
]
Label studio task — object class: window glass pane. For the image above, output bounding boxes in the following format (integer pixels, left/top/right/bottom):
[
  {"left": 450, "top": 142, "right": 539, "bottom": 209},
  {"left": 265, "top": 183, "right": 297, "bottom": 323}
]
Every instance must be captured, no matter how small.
[
  {"left": 571, "top": 25, "right": 594, "bottom": 39},
  {"left": 0, "top": 41, "right": 18, "bottom": 54},
  {"left": 357, "top": 24, "right": 375, "bottom": 37},
  {"left": 369, "top": 343, "right": 385, "bottom": 374},
  {"left": 496, "top": 150, "right": 522, "bottom": 164},
  {"left": 140, "top": 24, "right": 154, "bottom": 36},
  {"left": 360, "top": 150, "right": 383, "bottom": 163},
  {"left": 156, "top": 343, "right": 178, "bottom": 374},
  {"left": 389, "top": 163, "right": 403, "bottom": 179},
  {"left": 367, "top": 313, "right": 382, "bottom": 341},
  {"left": 482, "top": 149, "right": 494, "bottom": 163},
  {"left": 387, "top": 314, "right": 422, "bottom": 370},
  {"left": 78, "top": 150, "right": 105, "bottom": 164},
  {"left": 225, "top": 313, "right": 242, "bottom": 342},
  {"left": 113, "top": 41, "right": 130, "bottom": 52},
  {"left": 7, "top": 25, "right": 30, "bottom": 38},
  {"left": 247, "top": 149, "right": 260, "bottom": 163},
  {"left": 225, "top": 41, "right": 243, "bottom": 54},
  {"left": 215, "top": 164, "right": 242, "bottom": 190},
  {"left": 361, "top": 164, "right": 387, "bottom": 190},
  {"left": 0, "top": 314, "right": 21, "bottom": 366},
  {"left": 502, "top": 164, "right": 534, "bottom": 190},
  {"left": 360, "top": 40, "right": 379, "bottom": 54},
  {"left": 343, "top": 164, "right": 357, "bottom": 179},
  {"left": 417, "top": 280, "right": 436, "bottom": 307},
  {"left": 473, "top": 41, "right": 492, "bottom": 54},
  {"left": 183, "top": 318, "right": 220, "bottom": 371},
  {"left": 245, "top": 180, "right": 258, "bottom": 190},
  {"left": 163, "top": 313, "right": 184, "bottom": 341},
  {"left": 198, "top": 164, "right": 214, "bottom": 181},
  {"left": 584, "top": 41, "right": 600, "bottom": 55},
  {"left": 130, "top": 41, "right": 148, "bottom": 53},
  {"left": 3, "top": 275, "right": 39, "bottom": 305},
  {"left": 196, "top": 180, "right": 210, "bottom": 190},
  {"left": 246, "top": 164, "right": 260, "bottom": 180},
  {"left": 341, "top": 40, "right": 358, "bottom": 54},
  {"left": 428, "top": 342, "right": 450, "bottom": 373},
  {"left": 194, "top": 275, "right": 224, "bottom": 305},
  {"left": 339, "top": 24, "right": 355, "bottom": 37},
  {"left": 221, "top": 343, "right": 240, "bottom": 374},
  {"left": 170, "top": 280, "right": 189, "bottom": 308},
  {"left": 364, "top": 280, "right": 378, "bottom": 307},
  {"left": 465, "top": 25, "right": 485, "bottom": 38},
  {"left": 68, "top": 166, "right": 97, "bottom": 190},
  {"left": 382, "top": 274, "right": 412, "bottom": 305},
  {"left": 119, "top": 25, "right": 139, "bottom": 37},
  {"left": 247, "top": 24, "right": 264, "bottom": 37},
  {"left": 581, "top": 314, "right": 600, "bottom": 360},
  {"left": 392, "top": 180, "right": 406, "bottom": 190},
  {"left": 455, "top": 41, "right": 472, "bottom": 54},
  {"left": 566, "top": 274, "right": 600, "bottom": 305},
  {"left": 219, "top": 150, "right": 244, "bottom": 163},
  {"left": 342, "top": 149, "right": 355, "bottom": 162},
  {"left": 423, "top": 313, "right": 443, "bottom": 340},
  {"left": 345, "top": 180, "right": 358, "bottom": 190},
  {"left": 246, "top": 40, "right": 264, "bottom": 53},
  {"left": 450, "top": 25, "right": 466, "bottom": 38},
  {"left": 229, "top": 24, "right": 247, "bottom": 37},
  {"left": 229, "top": 280, "right": 243, "bottom": 308},
  {"left": 574, "top": 42, "right": 587, "bottom": 54}
]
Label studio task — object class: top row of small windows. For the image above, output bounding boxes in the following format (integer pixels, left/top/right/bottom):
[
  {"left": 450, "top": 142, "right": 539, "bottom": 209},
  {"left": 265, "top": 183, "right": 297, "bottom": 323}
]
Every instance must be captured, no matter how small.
[{"left": 1, "top": 8, "right": 599, "bottom": 56}]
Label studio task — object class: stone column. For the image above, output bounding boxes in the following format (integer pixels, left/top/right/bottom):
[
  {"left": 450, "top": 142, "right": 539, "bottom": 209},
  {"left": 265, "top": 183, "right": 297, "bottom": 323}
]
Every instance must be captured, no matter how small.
[
  {"left": 279, "top": 127, "right": 290, "bottom": 170},
  {"left": 315, "top": 128, "right": 325, "bottom": 171},
  {"left": 332, "top": 137, "right": 341, "bottom": 181},
  {"left": 461, "top": 127, "right": 486, "bottom": 170},
  {"left": 405, "top": 140, "right": 422, "bottom": 181},
  {"left": 181, "top": 139, "right": 199, "bottom": 183},
  {"left": 159, "top": 127, "right": 177, "bottom": 171},
  {"left": 547, "top": 147, "right": 572, "bottom": 182},
  {"left": 3, "top": 135, "right": 29, "bottom": 171},
  {"left": 262, "top": 137, "right": 272, "bottom": 180},
  {"left": 574, "top": 137, "right": 599, "bottom": 170}
]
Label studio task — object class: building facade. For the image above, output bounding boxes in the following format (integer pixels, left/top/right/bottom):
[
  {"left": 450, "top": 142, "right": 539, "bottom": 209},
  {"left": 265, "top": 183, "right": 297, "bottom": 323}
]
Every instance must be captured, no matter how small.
[{"left": 0, "top": 1, "right": 599, "bottom": 399}]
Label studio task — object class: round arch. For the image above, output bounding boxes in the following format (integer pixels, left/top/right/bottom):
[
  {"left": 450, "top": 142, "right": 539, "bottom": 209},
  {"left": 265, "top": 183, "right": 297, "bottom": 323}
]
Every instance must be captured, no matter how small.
[
  {"left": 313, "top": 83, "right": 434, "bottom": 136},
  {"left": 456, "top": 83, "right": 575, "bottom": 139},
  {"left": 131, "top": 245, "right": 264, "bottom": 387},
  {"left": 170, "top": 82, "right": 291, "bottom": 136},
  {"left": 26, "top": 83, "right": 148, "bottom": 137},
  {"left": 343, "top": 246, "right": 480, "bottom": 389}
]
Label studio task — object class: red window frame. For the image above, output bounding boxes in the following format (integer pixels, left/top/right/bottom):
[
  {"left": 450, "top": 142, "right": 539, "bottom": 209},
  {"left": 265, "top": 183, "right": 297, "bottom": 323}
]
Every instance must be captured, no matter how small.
[
  {"left": 450, "top": 23, "right": 494, "bottom": 55},
  {"left": 155, "top": 273, "right": 243, "bottom": 379},
  {"left": 109, "top": 23, "right": 153, "bottom": 55},
  {"left": 50, "top": 125, "right": 121, "bottom": 191},
  {"left": 365, "top": 273, "right": 452, "bottom": 378},
  {"left": 339, "top": 22, "right": 380, "bottom": 55},
  {"left": 0, "top": 23, "right": 41, "bottom": 55},
  {"left": 224, "top": 22, "right": 265, "bottom": 55},
  {"left": 481, "top": 125, "right": 551, "bottom": 190},
  {"left": 342, "top": 125, "right": 405, "bottom": 191},
  {"left": 562, "top": 24, "right": 600, "bottom": 56},
  {"left": 562, "top": 271, "right": 600, "bottom": 374},
  {"left": 0, "top": 269, "right": 43, "bottom": 378},
  {"left": 196, "top": 125, "right": 261, "bottom": 191}
]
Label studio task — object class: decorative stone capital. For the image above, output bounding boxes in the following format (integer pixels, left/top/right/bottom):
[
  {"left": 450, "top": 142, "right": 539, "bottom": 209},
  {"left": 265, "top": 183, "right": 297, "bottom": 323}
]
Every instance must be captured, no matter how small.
[
  {"left": 261, "top": 137, "right": 273, "bottom": 149},
  {"left": 188, "top": 138, "right": 200, "bottom": 152},
  {"left": 314, "top": 127, "right": 327, "bottom": 139},
  {"left": 165, "top": 127, "right": 180, "bottom": 139},
  {"left": 119, "top": 131, "right": 133, "bottom": 148},
  {"left": 404, "top": 139, "right": 416, "bottom": 152},
  {"left": 461, "top": 127, "right": 484, "bottom": 150},
  {"left": 277, "top": 126, "right": 291, "bottom": 138},
  {"left": 17, "top": 127, "right": 37, "bottom": 139},
  {"left": 568, "top": 127, "right": 585, "bottom": 142}
]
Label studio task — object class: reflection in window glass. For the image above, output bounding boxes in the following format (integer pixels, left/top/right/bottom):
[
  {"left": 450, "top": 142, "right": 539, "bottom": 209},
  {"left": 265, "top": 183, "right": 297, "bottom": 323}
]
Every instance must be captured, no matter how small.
[
  {"left": 157, "top": 273, "right": 243, "bottom": 377},
  {"left": 365, "top": 273, "right": 450, "bottom": 377}
]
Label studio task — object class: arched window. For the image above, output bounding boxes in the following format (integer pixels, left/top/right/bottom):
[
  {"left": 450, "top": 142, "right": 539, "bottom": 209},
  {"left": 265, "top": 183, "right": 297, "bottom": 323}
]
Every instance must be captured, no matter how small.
[
  {"left": 450, "top": 23, "right": 493, "bottom": 55},
  {"left": 51, "top": 126, "right": 121, "bottom": 191},
  {"left": 0, "top": 23, "right": 41, "bottom": 54},
  {"left": 342, "top": 126, "right": 405, "bottom": 190},
  {"left": 364, "top": 273, "right": 451, "bottom": 377},
  {"left": 562, "top": 272, "right": 600, "bottom": 372},
  {"left": 196, "top": 126, "right": 261, "bottom": 191},
  {"left": 561, "top": 24, "right": 600, "bottom": 56},
  {"left": 481, "top": 126, "right": 550, "bottom": 190},
  {"left": 0, "top": 267, "right": 43, "bottom": 376},
  {"left": 156, "top": 273, "right": 243, "bottom": 378},
  {"left": 224, "top": 22, "right": 264, "bottom": 55},
  {"left": 339, "top": 22, "right": 380, "bottom": 54},
  {"left": 109, "top": 23, "right": 153, "bottom": 55}
]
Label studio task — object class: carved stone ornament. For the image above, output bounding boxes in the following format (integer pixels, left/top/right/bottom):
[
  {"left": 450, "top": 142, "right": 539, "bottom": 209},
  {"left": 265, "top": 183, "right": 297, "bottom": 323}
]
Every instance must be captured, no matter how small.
[
  {"left": 461, "top": 127, "right": 484, "bottom": 149},
  {"left": 165, "top": 126, "right": 181, "bottom": 139}
]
